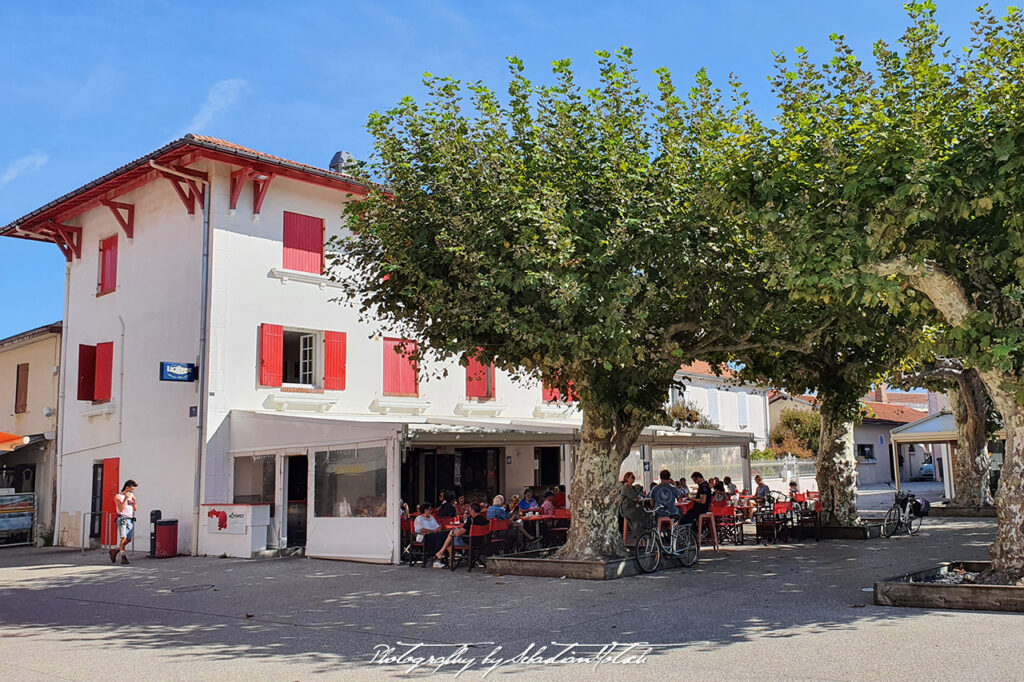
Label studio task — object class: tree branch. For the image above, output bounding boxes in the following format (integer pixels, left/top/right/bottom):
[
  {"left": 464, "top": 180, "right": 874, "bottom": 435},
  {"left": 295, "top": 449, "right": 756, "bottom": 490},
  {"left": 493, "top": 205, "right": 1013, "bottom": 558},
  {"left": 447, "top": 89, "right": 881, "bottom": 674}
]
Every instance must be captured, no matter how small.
[{"left": 865, "top": 257, "right": 975, "bottom": 326}]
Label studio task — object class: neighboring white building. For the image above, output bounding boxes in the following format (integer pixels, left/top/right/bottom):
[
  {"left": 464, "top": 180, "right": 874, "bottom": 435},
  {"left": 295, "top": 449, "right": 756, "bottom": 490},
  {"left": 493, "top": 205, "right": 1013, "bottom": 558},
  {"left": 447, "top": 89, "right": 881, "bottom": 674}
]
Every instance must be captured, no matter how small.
[
  {"left": 670, "top": 362, "right": 770, "bottom": 449},
  {"left": 2, "top": 135, "right": 752, "bottom": 562}
]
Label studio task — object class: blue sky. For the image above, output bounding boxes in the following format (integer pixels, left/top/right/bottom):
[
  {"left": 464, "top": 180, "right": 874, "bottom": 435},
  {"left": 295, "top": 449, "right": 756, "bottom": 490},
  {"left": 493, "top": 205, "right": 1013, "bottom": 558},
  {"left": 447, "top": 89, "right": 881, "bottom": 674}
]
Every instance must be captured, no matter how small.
[{"left": 0, "top": 1, "right": 986, "bottom": 339}]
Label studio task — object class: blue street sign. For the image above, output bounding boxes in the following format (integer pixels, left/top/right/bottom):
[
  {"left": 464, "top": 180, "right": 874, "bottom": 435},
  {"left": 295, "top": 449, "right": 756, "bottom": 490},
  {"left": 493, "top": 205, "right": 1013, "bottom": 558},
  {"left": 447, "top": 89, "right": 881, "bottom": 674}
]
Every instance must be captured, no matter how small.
[{"left": 160, "top": 362, "right": 197, "bottom": 382}]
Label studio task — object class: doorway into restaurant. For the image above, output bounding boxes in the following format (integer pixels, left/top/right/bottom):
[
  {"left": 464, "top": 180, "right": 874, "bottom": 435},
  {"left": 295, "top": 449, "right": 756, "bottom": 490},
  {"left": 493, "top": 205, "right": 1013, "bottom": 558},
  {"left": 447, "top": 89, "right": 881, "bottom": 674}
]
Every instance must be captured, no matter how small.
[
  {"left": 401, "top": 447, "right": 501, "bottom": 508},
  {"left": 285, "top": 454, "right": 307, "bottom": 547}
]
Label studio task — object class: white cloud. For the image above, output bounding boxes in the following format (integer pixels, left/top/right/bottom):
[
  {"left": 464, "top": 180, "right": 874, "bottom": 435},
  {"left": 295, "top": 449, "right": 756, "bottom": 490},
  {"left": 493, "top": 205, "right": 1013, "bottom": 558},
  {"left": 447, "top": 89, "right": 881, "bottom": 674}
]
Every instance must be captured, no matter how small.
[
  {"left": 0, "top": 153, "right": 48, "bottom": 190},
  {"left": 179, "top": 78, "right": 248, "bottom": 136}
]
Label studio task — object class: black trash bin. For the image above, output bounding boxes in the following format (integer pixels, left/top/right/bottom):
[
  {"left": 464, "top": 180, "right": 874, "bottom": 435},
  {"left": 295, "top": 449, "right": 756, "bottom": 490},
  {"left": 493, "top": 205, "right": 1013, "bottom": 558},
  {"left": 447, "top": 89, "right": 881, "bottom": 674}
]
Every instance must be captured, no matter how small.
[
  {"left": 149, "top": 510, "right": 162, "bottom": 557},
  {"left": 154, "top": 518, "right": 178, "bottom": 558}
]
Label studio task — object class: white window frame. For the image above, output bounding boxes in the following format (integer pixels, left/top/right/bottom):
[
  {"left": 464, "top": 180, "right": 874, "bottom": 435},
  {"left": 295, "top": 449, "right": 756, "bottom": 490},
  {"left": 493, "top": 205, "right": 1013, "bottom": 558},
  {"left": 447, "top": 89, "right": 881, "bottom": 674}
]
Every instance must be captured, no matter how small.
[{"left": 282, "top": 328, "right": 322, "bottom": 388}]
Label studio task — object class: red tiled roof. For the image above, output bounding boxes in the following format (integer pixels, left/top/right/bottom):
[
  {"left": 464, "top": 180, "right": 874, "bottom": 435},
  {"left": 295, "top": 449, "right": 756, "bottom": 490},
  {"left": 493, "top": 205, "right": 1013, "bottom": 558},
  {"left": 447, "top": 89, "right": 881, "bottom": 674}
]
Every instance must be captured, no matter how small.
[
  {"left": 679, "top": 361, "right": 736, "bottom": 379},
  {"left": 886, "top": 392, "right": 929, "bottom": 404},
  {"left": 861, "top": 401, "right": 921, "bottom": 424},
  {"left": 1, "top": 135, "right": 366, "bottom": 247},
  {"left": 768, "top": 391, "right": 817, "bottom": 405}
]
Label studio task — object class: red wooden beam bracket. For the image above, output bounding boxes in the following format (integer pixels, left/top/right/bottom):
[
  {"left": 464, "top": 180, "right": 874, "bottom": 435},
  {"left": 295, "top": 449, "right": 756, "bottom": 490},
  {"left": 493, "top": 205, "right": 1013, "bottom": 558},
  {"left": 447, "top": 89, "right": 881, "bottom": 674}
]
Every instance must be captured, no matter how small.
[
  {"left": 252, "top": 173, "right": 274, "bottom": 216},
  {"left": 46, "top": 220, "right": 82, "bottom": 261},
  {"left": 158, "top": 171, "right": 196, "bottom": 214},
  {"left": 229, "top": 167, "right": 254, "bottom": 211},
  {"left": 100, "top": 200, "right": 134, "bottom": 239}
]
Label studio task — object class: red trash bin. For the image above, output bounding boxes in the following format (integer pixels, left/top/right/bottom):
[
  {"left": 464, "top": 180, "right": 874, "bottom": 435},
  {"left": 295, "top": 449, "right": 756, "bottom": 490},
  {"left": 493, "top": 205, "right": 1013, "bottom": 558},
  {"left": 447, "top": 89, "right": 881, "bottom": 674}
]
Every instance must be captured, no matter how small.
[{"left": 154, "top": 519, "right": 178, "bottom": 558}]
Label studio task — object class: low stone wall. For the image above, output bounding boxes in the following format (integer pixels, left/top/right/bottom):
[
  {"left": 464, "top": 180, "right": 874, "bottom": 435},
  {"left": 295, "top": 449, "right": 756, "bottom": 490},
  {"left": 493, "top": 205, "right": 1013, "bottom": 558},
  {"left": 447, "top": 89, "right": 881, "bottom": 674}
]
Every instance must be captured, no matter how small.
[
  {"left": 874, "top": 561, "right": 1024, "bottom": 612},
  {"left": 929, "top": 504, "right": 996, "bottom": 518}
]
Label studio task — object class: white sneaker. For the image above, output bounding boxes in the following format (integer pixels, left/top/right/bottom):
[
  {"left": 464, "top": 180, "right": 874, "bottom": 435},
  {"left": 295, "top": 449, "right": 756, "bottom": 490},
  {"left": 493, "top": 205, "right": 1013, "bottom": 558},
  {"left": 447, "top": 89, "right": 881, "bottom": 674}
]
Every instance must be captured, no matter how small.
[{"left": 433, "top": 560, "right": 446, "bottom": 568}]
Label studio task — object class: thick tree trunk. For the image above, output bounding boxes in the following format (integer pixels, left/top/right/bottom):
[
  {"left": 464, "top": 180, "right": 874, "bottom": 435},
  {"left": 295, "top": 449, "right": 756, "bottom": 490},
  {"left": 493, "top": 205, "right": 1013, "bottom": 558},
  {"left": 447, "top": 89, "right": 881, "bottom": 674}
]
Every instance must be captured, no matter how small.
[
  {"left": 870, "top": 258, "right": 1023, "bottom": 579},
  {"left": 555, "top": 404, "right": 646, "bottom": 561},
  {"left": 975, "top": 370, "right": 1024, "bottom": 582},
  {"left": 815, "top": 405, "right": 861, "bottom": 527},
  {"left": 947, "top": 369, "right": 993, "bottom": 507}
]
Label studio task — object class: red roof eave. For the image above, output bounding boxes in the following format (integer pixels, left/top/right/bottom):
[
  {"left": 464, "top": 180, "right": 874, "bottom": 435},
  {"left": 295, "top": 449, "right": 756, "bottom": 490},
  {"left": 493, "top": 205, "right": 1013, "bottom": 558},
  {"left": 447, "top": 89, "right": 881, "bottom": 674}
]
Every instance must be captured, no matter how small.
[{"left": 1, "top": 135, "right": 368, "bottom": 248}]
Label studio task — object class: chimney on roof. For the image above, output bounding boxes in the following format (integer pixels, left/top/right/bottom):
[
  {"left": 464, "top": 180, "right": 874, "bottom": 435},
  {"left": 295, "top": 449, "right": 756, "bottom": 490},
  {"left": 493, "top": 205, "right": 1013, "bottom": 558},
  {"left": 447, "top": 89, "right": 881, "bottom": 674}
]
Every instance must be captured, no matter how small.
[
  {"left": 873, "top": 382, "right": 888, "bottom": 403},
  {"left": 329, "top": 151, "right": 355, "bottom": 173}
]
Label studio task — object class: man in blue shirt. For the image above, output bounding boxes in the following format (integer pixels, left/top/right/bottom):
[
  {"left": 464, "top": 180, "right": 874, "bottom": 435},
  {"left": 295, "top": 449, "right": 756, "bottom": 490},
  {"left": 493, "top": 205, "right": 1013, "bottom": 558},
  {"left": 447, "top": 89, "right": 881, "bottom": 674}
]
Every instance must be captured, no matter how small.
[
  {"left": 487, "top": 495, "right": 509, "bottom": 520},
  {"left": 650, "top": 469, "right": 684, "bottom": 518}
]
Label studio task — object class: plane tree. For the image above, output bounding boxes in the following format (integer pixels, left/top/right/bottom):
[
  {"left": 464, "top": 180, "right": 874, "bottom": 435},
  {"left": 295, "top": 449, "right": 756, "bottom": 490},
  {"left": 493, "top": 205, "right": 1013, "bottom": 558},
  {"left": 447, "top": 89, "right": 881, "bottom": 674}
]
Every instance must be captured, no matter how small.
[
  {"left": 741, "top": 3, "right": 1024, "bottom": 578},
  {"left": 332, "top": 51, "right": 768, "bottom": 559}
]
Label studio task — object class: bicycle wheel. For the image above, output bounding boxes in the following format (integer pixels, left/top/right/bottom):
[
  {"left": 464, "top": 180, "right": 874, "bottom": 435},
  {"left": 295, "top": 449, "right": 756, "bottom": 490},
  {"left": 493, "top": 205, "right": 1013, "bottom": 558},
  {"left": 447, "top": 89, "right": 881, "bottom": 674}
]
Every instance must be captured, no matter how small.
[
  {"left": 672, "top": 525, "right": 699, "bottom": 567},
  {"left": 635, "top": 531, "right": 661, "bottom": 573},
  {"left": 882, "top": 505, "right": 900, "bottom": 538},
  {"left": 908, "top": 514, "right": 923, "bottom": 535}
]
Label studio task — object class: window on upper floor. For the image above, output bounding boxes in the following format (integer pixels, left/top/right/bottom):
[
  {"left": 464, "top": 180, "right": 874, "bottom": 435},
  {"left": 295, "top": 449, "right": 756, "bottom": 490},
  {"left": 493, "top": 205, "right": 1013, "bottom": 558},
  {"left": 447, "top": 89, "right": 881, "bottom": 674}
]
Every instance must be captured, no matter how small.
[
  {"left": 98, "top": 234, "right": 118, "bottom": 295},
  {"left": 78, "top": 342, "right": 113, "bottom": 403},
  {"left": 465, "top": 354, "right": 495, "bottom": 400},
  {"left": 258, "top": 323, "right": 346, "bottom": 389},
  {"left": 542, "top": 380, "right": 577, "bottom": 403},
  {"left": 383, "top": 337, "right": 418, "bottom": 397},
  {"left": 14, "top": 363, "right": 28, "bottom": 414},
  {"left": 282, "top": 211, "right": 325, "bottom": 275},
  {"left": 737, "top": 392, "right": 749, "bottom": 428}
]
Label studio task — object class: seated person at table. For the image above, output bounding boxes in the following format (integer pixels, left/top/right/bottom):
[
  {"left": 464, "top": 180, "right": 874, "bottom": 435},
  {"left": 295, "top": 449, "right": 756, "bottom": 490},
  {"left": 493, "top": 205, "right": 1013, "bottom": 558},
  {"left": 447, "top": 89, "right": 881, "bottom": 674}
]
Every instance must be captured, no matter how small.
[
  {"left": 541, "top": 491, "right": 556, "bottom": 516},
  {"left": 454, "top": 495, "right": 467, "bottom": 517},
  {"left": 711, "top": 481, "right": 730, "bottom": 504},
  {"left": 506, "top": 494, "right": 521, "bottom": 515},
  {"left": 788, "top": 480, "right": 800, "bottom": 498},
  {"left": 519, "top": 488, "right": 540, "bottom": 511},
  {"left": 650, "top": 469, "right": 684, "bottom": 518},
  {"left": 553, "top": 484, "right": 567, "bottom": 508},
  {"left": 436, "top": 502, "right": 490, "bottom": 563},
  {"left": 753, "top": 475, "right": 771, "bottom": 502},
  {"left": 413, "top": 504, "right": 446, "bottom": 567},
  {"left": 487, "top": 495, "right": 508, "bottom": 519},
  {"left": 437, "top": 491, "right": 456, "bottom": 519},
  {"left": 619, "top": 471, "right": 650, "bottom": 540},
  {"left": 680, "top": 471, "right": 712, "bottom": 528},
  {"left": 723, "top": 476, "right": 738, "bottom": 496}
]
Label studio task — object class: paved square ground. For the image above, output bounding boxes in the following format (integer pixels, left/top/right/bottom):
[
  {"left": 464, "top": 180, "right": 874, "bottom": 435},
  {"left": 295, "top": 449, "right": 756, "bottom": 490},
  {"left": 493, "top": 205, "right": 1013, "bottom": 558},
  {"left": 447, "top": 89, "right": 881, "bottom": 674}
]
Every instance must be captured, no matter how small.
[{"left": 0, "top": 515, "right": 1018, "bottom": 681}]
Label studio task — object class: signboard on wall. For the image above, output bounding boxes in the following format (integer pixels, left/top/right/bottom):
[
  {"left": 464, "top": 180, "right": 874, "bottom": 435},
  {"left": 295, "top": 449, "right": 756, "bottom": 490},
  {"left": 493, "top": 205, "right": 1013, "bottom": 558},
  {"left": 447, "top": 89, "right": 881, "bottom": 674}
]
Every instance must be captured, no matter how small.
[
  {"left": 160, "top": 362, "right": 197, "bottom": 382},
  {"left": 205, "top": 507, "right": 247, "bottom": 534}
]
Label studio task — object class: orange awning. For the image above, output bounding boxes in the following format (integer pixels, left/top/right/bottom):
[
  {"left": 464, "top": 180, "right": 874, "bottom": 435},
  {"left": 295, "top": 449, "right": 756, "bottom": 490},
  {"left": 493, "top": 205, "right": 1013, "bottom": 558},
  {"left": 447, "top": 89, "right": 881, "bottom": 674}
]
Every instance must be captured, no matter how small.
[{"left": 0, "top": 432, "right": 30, "bottom": 452}]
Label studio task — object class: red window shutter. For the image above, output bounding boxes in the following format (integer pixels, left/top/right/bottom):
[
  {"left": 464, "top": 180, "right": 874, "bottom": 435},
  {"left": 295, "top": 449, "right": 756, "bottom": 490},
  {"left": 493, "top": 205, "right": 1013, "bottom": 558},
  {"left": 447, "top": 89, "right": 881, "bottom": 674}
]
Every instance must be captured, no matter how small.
[
  {"left": 259, "top": 324, "right": 283, "bottom": 387},
  {"left": 383, "top": 337, "right": 418, "bottom": 396},
  {"left": 98, "top": 235, "right": 118, "bottom": 294},
  {"left": 100, "top": 457, "right": 120, "bottom": 545},
  {"left": 323, "top": 331, "right": 347, "bottom": 390},
  {"left": 14, "top": 363, "right": 29, "bottom": 414},
  {"left": 282, "top": 211, "right": 325, "bottom": 274},
  {"left": 465, "top": 355, "right": 494, "bottom": 399},
  {"left": 541, "top": 381, "right": 559, "bottom": 402},
  {"left": 77, "top": 344, "right": 97, "bottom": 401},
  {"left": 93, "top": 342, "right": 114, "bottom": 402}
]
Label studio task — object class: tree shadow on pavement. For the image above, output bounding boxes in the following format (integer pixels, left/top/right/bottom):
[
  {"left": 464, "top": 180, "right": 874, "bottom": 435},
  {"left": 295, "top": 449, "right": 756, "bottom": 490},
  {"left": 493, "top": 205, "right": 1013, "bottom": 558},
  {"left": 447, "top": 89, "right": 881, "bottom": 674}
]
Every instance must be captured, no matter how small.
[{"left": 0, "top": 518, "right": 1005, "bottom": 676}]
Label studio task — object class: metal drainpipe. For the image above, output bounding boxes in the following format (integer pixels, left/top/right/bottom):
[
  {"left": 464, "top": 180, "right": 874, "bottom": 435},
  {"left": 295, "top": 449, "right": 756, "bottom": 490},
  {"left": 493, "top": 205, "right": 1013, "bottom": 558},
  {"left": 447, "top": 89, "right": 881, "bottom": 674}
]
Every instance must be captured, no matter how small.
[
  {"left": 53, "top": 263, "right": 71, "bottom": 546},
  {"left": 150, "top": 160, "right": 212, "bottom": 555}
]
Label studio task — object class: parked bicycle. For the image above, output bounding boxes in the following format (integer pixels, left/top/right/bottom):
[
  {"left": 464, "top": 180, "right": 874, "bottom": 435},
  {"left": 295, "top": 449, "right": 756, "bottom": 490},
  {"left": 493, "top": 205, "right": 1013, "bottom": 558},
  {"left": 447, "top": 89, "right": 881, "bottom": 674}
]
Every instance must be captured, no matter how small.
[
  {"left": 882, "top": 489, "right": 929, "bottom": 537},
  {"left": 634, "top": 506, "right": 699, "bottom": 573}
]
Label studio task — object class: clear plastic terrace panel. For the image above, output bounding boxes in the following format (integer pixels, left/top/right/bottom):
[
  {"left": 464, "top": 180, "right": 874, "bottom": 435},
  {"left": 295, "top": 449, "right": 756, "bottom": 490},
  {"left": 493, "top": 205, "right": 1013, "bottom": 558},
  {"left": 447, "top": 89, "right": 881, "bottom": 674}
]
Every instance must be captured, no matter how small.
[
  {"left": 307, "top": 439, "right": 399, "bottom": 563},
  {"left": 648, "top": 446, "right": 746, "bottom": 486}
]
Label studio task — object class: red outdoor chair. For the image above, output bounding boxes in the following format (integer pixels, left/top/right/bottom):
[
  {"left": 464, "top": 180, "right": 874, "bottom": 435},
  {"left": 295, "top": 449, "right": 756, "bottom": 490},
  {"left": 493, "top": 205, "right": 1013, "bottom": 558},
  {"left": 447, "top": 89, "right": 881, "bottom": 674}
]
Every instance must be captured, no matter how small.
[
  {"left": 755, "top": 501, "right": 792, "bottom": 544},
  {"left": 402, "top": 519, "right": 429, "bottom": 567},
  {"left": 450, "top": 523, "right": 491, "bottom": 572},
  {"left": 712, "top": 505, "right": 744, "bottom": 545},
  {"left": 488, "top": 519, "right": 511, "bottom": 554},
  {"left": 794, "top": 499, "right": 822, "bottom": 542}
]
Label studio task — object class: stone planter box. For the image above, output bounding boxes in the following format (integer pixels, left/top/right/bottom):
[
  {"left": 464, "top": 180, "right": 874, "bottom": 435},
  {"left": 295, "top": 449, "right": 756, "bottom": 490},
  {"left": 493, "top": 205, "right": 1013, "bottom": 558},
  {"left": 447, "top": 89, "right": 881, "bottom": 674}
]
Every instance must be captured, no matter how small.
[
  {"left": 486, "top": 548, "right": 687, "bottom": 580},
  {"left": 874, "top": 561, "right": 1024, "bottom": 612},
  {"left": 930, "top": 503, "right": 996, "bottom": 518}
]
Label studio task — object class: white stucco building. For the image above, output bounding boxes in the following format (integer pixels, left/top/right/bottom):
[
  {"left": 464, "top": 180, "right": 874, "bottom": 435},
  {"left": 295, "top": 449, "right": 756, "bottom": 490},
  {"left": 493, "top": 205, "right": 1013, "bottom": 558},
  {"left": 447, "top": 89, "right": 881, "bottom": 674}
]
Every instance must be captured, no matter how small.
[{"left": 2, "top": 135, "right": 752, "bottom": 562}]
